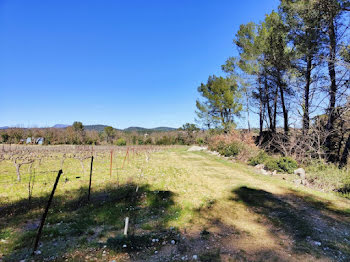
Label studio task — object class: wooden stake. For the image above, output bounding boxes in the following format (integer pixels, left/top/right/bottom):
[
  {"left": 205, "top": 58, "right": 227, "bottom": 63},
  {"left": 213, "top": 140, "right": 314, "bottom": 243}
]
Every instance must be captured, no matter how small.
[
  {"left": 33, "top": 170, "right": 62, "bottom": 255},
  {"left": 109, "top": 150, "right": 113, "bottom": 178},
  {"left": 88, "top": 156, "right": 94, "bottom": 201},
  {"left": 124, "top": 217, "right": 129, "bottom": 236},
  {"left": 121, "top": 148, "right": 129, "bottom": 169}
]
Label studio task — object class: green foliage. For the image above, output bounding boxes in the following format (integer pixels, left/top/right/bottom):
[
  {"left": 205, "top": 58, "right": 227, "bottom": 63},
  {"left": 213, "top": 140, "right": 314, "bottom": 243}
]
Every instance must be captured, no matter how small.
[
  {"left": 218, "top": 142, "right": 241, "bottom": 157},
  {"left": 306, "top": 160, "right": 350, "bottom": 192},
  {"left": 180, "top": 123, "right": 199, "bottom": 132},
  {"left": 196, "top": 75, "right": 242, "bottom": 130},
  {"left": 144, "top": 137, "right": 153, "bottom": 145},
  {"left": 265, "top": 158, "right": 282, "bottom": 172},
  {"left": 277, "top": 157, "right": 298, "bottom": 174},
  {"left": 72, "top": 121, "right": 84, "bottom": 132},
  {"left": 115, "top": 138, "right": 126, "bottom": 146},
  {"left": 1, "top": 133, "right": 9, "bottom": 142},
  {"left": 104, "top": 126, "right": 115, "bottom": 143},
  {"left": 248, "top": 151, "right": 269, "bottom": 166},
  {"left": 265, "top": 156, "right": 298, "bottom": 174},
  {"left": 196, "top": 137, "right": 204, "bottom": 145},
  {"left": 156, "top": 136, "right": 172, "bottom": 145}
]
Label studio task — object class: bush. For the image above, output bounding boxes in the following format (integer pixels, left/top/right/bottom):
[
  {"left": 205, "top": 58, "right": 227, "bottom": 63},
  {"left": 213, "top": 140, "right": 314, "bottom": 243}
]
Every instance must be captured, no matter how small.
[
  {"left": 115, "top": 138, "right": 126, "bottom": 146},
  {"left": 265, "top": 158, "right": 282, "bottom": 172},
  {"left": 264, "top": 156, "right": 298, "bottom": 174},
  {"left": 248, "top": 151, "right": 269, "bottom": 166},
  {"left": 144, "top": 137, "right": 153, "bottom": 145},
  {"left": 219, "top": 142, "right": 241, "bottom": 157},
  {"left": 306, "top": 160, "right": 350, "bottom": 192},
  {"left": 196, "top": 137, "right": 205, "bottom": 145},
  {"left": 277, "top": 157, "right": 298, "bottom": 174}
]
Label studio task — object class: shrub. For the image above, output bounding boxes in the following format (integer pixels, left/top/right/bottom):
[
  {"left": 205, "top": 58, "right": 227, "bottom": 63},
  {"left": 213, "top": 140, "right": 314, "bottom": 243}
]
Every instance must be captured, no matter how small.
[
  {"left": 196, "top": 137, "right": 204, "bottom": 145},
  {"left": 144, "top": 137, "right": 153, "bottom": 145},
  {"left": 306, "top": 160, "right": 350, "bottom": 192},
  {"left": 264, "top": 156, "right": 298, "bottom": 174},
  {"left": 115, "top": 138, "right": 126, "bottom": 146},
  {"left": 219, "top": 142, "right": 241, "bottom": 157},
  {"left": 248, "top": 151, "right": 269, "bottom": 166},
  {"left": 265, "top": 158, "right": 282, "bottom": 172},
  {"left": 277, "top": 157, "right": 298, "bottom": 174}
]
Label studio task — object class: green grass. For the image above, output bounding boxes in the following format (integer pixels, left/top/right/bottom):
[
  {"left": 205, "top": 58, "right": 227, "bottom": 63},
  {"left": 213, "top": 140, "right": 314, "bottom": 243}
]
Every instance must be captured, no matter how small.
[{"left": 1, "top": 146, "right": 350, "bottom": 261}]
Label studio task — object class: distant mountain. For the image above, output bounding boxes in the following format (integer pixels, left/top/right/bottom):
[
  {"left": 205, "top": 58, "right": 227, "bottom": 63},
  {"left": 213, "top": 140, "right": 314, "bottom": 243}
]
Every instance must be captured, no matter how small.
[
  {"left": 151, "top": 127, "right": 178, "bottom": 131},
  {"left": 0, "top": 124, "right": 178, "bottom": 132},
  {"left": 123, "top": 126, "right": 177, "bottom": 133},
  {"left": 84, "top": 125, "right": 112, "bottom": 132},
  {"left": 52, "top": 124, "right": 69, "bottom": 128}
]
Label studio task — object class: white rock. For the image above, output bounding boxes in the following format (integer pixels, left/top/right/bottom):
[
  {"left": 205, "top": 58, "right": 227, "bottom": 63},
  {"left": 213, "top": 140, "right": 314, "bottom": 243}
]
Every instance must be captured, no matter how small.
[
  {"left": 188, "top": 146, "right": 207, "bottom": 152},
  {"left": 294, "top": 179, "right": 302, "bottom": 185},
  {"left": 255, "top": 164, "right": 265, "bottom": 170},
  {"left": 261, "top": 169, "right": 269, "bottom": 175},
  {"left": 34, "top": 250, "right": 41, "bottom": 255},
  {"left": 294, "top": 168, "right": 306, "bottom": 180},
  {"left": 122, "top": 244, "right": 127, "bottom": 248},
  {"left": 313, "top": 241, "right": 322, "bottom": 246},
  {"left": 171, "top": 240, "right": 176, "bottom": 245},
  {"left": 193, "top": 255, "right": 198, "bottom": 260}
]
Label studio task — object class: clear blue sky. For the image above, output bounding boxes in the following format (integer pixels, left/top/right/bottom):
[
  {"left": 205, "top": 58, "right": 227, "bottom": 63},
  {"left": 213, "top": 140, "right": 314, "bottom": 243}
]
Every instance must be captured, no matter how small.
[{"left": 0, "top": 0, "right": 279, "bottom": 129}]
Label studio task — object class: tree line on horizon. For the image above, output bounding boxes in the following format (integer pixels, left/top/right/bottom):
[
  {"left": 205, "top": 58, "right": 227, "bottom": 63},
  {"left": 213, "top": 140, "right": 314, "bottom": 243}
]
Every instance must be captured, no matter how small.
[{"left": 0, "top": 121, "right": 204, "bottom": 146}]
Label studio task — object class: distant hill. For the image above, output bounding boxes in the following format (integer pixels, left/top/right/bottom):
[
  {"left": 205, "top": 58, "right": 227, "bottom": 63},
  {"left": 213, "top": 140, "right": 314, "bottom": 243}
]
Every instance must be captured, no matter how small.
[
  {"left": 0, "top": 124, "right": 178, "bottom": 132},
  {"left": 123, "top": 126, "right": 177, "bottom": 133},
  {"left": 84, "top": 125, "right": 113, "bottom": 132},
  {"left": 52, "top": 124, "right": 69, "bottom": 128}
]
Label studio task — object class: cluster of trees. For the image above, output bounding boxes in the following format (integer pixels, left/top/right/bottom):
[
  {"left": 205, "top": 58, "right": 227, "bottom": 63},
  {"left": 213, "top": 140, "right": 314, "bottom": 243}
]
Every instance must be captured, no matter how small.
[
  {"left": 197, "top": 0, "right": 350, "bottom": 165},
  {"left": 0, "top": 122, "right": 205, "bottom": 146}
]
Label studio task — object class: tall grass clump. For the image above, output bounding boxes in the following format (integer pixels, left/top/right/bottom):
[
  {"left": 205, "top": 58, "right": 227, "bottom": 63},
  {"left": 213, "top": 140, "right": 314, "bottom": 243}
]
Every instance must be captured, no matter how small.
[{"left": 306, "top": 160, "right": 350, "bottom": 193}]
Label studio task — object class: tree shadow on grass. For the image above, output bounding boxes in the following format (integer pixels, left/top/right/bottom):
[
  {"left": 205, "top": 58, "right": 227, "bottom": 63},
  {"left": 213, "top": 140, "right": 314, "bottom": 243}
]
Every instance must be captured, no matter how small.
[
  {"left": 1, "top": 183, "right": 181, "bottom": 261},
  {"left": 231, "top": 186, "right": 350, "bottom": 261}
]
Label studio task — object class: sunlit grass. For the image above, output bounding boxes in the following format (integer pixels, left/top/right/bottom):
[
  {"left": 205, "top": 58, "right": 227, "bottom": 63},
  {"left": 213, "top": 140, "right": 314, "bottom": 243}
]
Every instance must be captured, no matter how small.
[{"left": 1, "top": 146, "right": 350, "bottom": 261}]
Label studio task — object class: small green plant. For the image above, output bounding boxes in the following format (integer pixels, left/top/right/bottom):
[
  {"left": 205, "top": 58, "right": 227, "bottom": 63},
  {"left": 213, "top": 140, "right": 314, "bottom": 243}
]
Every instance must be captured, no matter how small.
[
  {"left": 277, "top": 157, "right": 298, "bottom": 174},
  {"left": 265, "top": 158, "right": 282, "bottom": 172},
  {"left": 248, "top": 151, "right": 269, "bottom": 166},
  {"left": 196, "top": 137, "right": 204, "bottom": 145},
  {"left": 218, "top": 142, "right": 241, "bottom": 157},
  {"left": 115, "top": 138, "right": 127, "bottom": 146},
  {"left": 264, "top": 156, "right": 298, "bottom": 174},
  {"left": 144, "top": 137, "right": 153, "bottom": 145}
]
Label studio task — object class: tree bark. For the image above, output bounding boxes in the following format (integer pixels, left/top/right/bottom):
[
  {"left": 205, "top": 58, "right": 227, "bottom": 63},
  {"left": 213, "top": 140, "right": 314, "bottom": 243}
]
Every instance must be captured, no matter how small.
[
  {"left": 279, "top": 83, "right": 289, "bottom": 135},
  {"left": 303, "top": 54, "right": 312, "bottom": 132},
  {"left": 339, "top": 134, "right": 350, "bottom": 168},
  {"left": 326, "top": 16, "right": 337, "bottom": 132}
]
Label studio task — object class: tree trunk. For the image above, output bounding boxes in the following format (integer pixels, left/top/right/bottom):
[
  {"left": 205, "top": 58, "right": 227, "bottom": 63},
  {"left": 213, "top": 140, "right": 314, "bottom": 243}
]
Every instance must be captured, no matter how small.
[
  {"left": 303, "top": 54, "right": 312, "bottom": 132},
  {"left": 326, "top": 16, "right": 337, "bottom": 132},
  {"left": 279, "top": 84, "right": 289, "bottom": 135},
  {"left": 339, "top": 134, "right": 350, "bottom": 168},
  {"left": 272, "top": 87, "right": 278, "bottom": 133},
  {"left": 264, "top": 78, "right": 274, "bottom": 132}
]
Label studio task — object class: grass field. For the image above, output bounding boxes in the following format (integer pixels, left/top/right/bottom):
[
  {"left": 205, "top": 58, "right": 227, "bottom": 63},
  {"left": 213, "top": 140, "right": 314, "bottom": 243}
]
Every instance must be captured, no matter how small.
[{"left": 1, "top": 146, "right": 350, "bottom": 261}]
